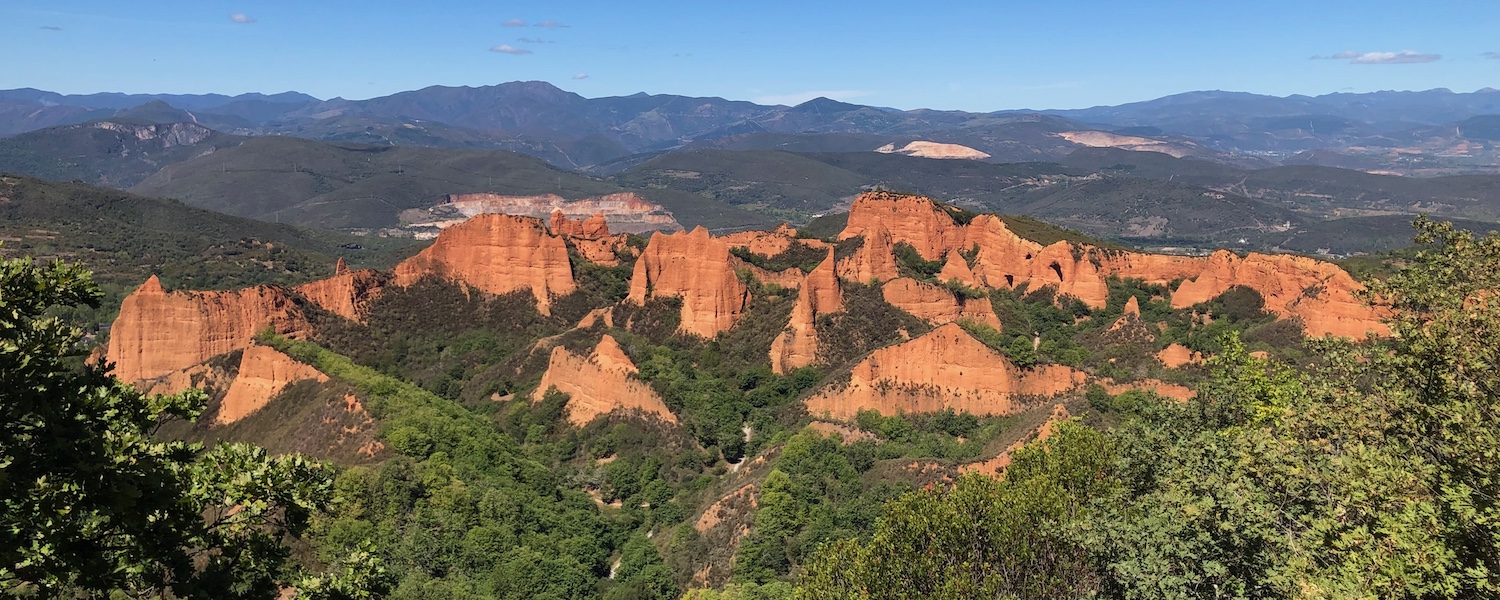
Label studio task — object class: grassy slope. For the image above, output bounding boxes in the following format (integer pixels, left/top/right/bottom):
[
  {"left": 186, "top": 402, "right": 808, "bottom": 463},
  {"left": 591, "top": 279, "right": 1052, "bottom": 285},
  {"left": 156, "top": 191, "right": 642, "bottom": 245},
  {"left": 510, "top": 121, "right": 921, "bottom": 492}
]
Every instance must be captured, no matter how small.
[
  {"left": 0, "top": 120, "right": 245, "bottom": 188},
  {"left": 0, "top": 174, "right": 423, "bottom": 323}
]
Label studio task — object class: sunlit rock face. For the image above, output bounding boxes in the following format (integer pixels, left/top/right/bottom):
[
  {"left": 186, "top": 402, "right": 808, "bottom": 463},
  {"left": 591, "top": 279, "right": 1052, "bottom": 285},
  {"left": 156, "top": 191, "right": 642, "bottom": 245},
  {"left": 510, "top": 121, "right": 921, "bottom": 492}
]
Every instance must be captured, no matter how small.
[
  {"left": 627, "top": 226, "right": 750, "bottom": 338},
  {"left": 806, "top": 323, "right": 1086, "bottom": 419},
  {"left": 393, "top": 213, "right": 576, "bottom": 314},
  {"left": 107, "top": 275, "right": 314, "bottom": 384},
  {"left": 770, "top": 249, "right": 843, "bottom": 374},
  {"left": 533, "top": 335, "right": 676, "bottom": 426}
]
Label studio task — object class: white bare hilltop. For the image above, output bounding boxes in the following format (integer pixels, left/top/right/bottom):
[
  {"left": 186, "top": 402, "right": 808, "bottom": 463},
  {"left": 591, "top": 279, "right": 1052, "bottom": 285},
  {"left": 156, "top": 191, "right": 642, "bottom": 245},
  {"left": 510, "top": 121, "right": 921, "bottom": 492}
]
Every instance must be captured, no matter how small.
[{"left": 875, "top": 140, "right": 992, "bottom": 160}]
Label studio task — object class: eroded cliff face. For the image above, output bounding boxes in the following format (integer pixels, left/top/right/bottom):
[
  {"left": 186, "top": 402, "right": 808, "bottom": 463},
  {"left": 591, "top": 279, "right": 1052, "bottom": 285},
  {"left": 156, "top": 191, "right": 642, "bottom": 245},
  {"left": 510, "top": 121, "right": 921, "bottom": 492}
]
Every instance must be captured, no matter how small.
[
  {"left": 806, "top": 323, "right": 1085, "bottom": 419},
  {"left": 217, "top": 346, "right": 330, "bottom": 424},
  {"left": 549, "top": 211, "right": 612, "bottom": 239},
  {"left": 836, "top": 220, "right": 900, "bottom": 284},
  {"left": 770, "top": 250, "right": 843, "bottom": 374},
  {"left": 1169, "top": 250, "right": 1387, "bottom": 338},
  {"left": 881, "top": 278, "right": 1002, "bottom": 330},
  {"left": 937, "top": 251, "right": 979, "bottom": 287},
  {"left": 1157, "top": 343, "right": 1203, "bottom": 368},
  {"left": 107, "top": 276, "right": 314, "bottom": 384},
  {"left": 533, "top": 337, "right": 676, "bottom": 426},
  {"left": 722, "top": 224, "right": 829, "bottom": 258},
  {"left": 549, "top": 211, "right": 636, "bottom": 266},
  {"left": 839, "top": 192, "right": 1385, "bottom": 338},
  {"left": 840, "top": 191, "right": 964, "bottom": 261},
  {"left": 627, "top": 227, "right": 750, "bottom": 338},
  {"left": 294, "top": 258, "right": 387, "bottom": 321},
  {"left": 394, "top": 213, "right": 576, "bottom": 314}
]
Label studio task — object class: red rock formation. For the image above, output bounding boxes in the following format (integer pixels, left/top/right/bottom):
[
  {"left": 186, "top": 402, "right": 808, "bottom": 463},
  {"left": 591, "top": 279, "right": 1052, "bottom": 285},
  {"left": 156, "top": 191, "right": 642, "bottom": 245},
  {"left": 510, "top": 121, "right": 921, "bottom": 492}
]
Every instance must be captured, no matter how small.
[
  {"left": 107, "top": 276, "right": 313, "bottom": 383},
  {"left": 217, "top": 346, "right": 329, "bottom": 424},
  {"left": 1157, "top": 343, "right": 1203, "bottom": 368},
  {"left": 294, "top": 260, "right": 386, "bottom": 321},
  {"left": 841, "top": 192, "right": 1384, "bottom": 338},
  {"left": 722, "top": 224, "right": 802, "bottom": 258},
  {"left": 771, "top": 250, "right": 842, "bottom": 374},
  {"left": 836, "top": 220, "right": 900, "bottom": 284},
  {"left": 533, "top": 338, "right": 676, "bottom": 426},
  {"left": 806, "top": 323, "right": 1085, "bottom": 419},
  {"left": 393, "top": 214, "right": 576, "bottom": 314},
  {"left": 840, "top": 191, "right": 964, "bottom": 261},
  {"left": 1106, "top": 296, "right": 1144, "bottom": 332},
  {"left": 937, "top": 251, "right": 979, "bottom": 287},
  {"left": 591, "top": 334, "right": 637, "bottom": 374},
  {"left": 962, "top": 215, "right": 1046, "bottom": 289},
  {"left": 1101, "top": 378, "right": 1195, "bottom": 402},
  {"left": 627, "top": 227, "right": 750, "bottom": 338},
  {"left": 549, "top": 211, "right": 612, "bottom": 239},
  {"left": 881, "top": 278, "right": 1002, "bottom": 330},
  {"left": 1169, "top": 250, "right": 1387, "bottom": 338}
]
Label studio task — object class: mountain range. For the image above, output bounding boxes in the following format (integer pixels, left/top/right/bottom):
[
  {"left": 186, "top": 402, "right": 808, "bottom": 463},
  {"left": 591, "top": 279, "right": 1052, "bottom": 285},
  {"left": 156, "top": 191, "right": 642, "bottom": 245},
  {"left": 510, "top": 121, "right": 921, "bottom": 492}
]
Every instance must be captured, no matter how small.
[{"left": 6, "top": 82, "right": 1498, "bottom": 174}]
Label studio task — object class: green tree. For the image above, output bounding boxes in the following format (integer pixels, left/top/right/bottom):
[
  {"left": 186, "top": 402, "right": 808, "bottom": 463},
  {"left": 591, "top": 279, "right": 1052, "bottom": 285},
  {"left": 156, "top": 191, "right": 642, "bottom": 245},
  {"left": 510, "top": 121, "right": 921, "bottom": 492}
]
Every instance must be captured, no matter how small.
[
  {"left": 797, "top": 423, "right": 1112, "bottom": 600},
  {"left": 0, "top": 257, "right": 348, "bottom": 598},
  {"left": 1084, "top": 218, "right": 1500, "bottom": 598}
]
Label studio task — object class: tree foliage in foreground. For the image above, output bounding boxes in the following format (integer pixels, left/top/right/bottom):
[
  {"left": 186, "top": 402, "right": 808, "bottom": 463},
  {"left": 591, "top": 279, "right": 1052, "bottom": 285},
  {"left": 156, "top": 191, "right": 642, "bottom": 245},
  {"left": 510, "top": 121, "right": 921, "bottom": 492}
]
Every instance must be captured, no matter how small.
[
  {"left": 798, "top": 423, "right": 1113, "bottom": 599},
  {"left": 0, "top": 257, "right": 384, "bottom": 599},
  {"left": 798, "top": 217, "right": 1500, "bottom": 599}
]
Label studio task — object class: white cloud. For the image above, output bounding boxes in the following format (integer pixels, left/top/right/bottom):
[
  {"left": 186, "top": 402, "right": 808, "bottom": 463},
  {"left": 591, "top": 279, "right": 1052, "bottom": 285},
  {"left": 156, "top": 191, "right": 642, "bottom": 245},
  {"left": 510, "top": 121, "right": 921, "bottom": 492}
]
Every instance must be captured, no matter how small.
[
  {"left": 490, "top": 44, "right": 532, "bottom": 55},
  {"left": 535, "top": 20, "right": 569, "bottom": 28},
  {"left": 1485, "top": 52, "right": 1500, "bottom": 59},
  {"left": 752, "top": 90, "right": 869, "bottom": 106},
  {"left": 229, "top": 13, "right": 255, "bottom": 24},
  {"left": 1351, "top": 50, "right": 1441, "bottom": 64},
  {"left": 572, "top": 73, "right": 589, "bottom": 80},
  {"left": 1314, "top": 50, "right": 1440, "bottom": 64},
  {"left": 517, "top": 37, "right": 553, "bottom": 44},
  {"left": 502, "top": 18, "right": 526, "bottom": 27}
]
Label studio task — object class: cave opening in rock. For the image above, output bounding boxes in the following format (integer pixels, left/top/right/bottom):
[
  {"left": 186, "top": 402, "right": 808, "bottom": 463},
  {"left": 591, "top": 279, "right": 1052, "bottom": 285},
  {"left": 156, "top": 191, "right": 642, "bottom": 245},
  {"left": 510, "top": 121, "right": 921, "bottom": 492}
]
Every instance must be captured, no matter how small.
[{"left": 1049, "top": 262, "right": 1063, "bottom": 282}]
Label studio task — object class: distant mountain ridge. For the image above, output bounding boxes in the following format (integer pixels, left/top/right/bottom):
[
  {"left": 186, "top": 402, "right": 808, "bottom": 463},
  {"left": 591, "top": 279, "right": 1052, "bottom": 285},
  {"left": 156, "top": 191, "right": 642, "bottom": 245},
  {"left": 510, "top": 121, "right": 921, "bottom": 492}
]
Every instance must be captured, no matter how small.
[{"left": 5, "top": 82, "right": 1499, "bottom": 172}]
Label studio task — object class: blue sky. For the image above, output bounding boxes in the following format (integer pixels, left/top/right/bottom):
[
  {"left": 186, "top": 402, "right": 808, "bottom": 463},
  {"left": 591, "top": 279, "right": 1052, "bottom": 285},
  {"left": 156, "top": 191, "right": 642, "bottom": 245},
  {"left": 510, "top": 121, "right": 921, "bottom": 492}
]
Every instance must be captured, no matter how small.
[{"left": 2, "top": 0, "right": 1496, "bottom": 110}]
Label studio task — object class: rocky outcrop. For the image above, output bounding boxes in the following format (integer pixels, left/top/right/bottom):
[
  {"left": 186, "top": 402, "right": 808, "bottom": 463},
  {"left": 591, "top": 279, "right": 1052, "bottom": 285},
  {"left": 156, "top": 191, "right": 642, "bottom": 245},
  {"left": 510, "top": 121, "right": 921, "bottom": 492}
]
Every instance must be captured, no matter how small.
[
  {"left": 840, "top": 191, "right": 964, "bottom": 261},
  {"left": 1102, "top": 378, "right": 1195, "bottom": 402},
  {"left": 549, "top": 211, "right": 612, "bottom": 239},
  {"left": 840, "top": 192, "right": 1385, "bottom": 338},
  {"left": 549, "top": 211, "right": 635, "bottom": 266},
  {"left": 770, "top": 250, "right": 842, "bottom": 374},
  {"left": 533, "top": 338, "right": 676, "bottom": 426},
  {"left": 1157, "top": 343, "right": 1203, "bottom": 368},
  {"left": 806, "top": 323, "right": 1085, "bottom": 419},
  {"left": 627, "top": 227, "right": 749, "bottom": 338},
  {"left": 293, "top": 258, "right": 386, "bottom": 321},
  {"left": 394, "top": 214, "right": 576, "bottom": 314},
  {"left": 1169, "top": 250, "right": 1387, "bottom": 338},
  {"left": 937, "top": 251, "right": 979, "bottom": 287},
  {"left": 591, "top": 334, "right": 637, "bottom": 374},
  {"left": 881, "top": 278, "right": 1001, "bottom": 330},
  {"left": 836, "top": 221, "right": 900, "bottom": 284},
  {"left": 217, "top": 346, "right": 329, "bottom": 424},
  {"left": 107, "top": 276, "right": 313, "bottom": 384},
  {"left": 722, "top": 224, "right": 799, "bottom": 258}
]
